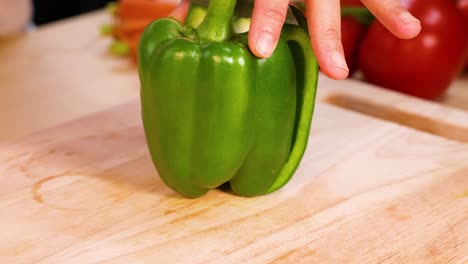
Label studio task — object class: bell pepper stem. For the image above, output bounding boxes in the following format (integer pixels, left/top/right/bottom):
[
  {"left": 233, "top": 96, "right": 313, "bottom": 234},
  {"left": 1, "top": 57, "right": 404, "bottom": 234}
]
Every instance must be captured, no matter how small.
[
  {"left": 197, "top": 0, "right": 237, "bottom": 42},
  {"left": 185, "top": 4, "right": 207, "bottom": 29}
]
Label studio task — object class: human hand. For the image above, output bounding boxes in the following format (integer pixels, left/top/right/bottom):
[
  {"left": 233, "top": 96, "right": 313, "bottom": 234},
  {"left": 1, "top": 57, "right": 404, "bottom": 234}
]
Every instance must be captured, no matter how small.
[
  {"left": 170, "top": 0, "right": 191, "bottom": 23},
  {"left": 0, "top": 0, "right": 32, "bottom": 37},
  {"left": 170, "top": 0, "right": 422, "bottom": 80}
]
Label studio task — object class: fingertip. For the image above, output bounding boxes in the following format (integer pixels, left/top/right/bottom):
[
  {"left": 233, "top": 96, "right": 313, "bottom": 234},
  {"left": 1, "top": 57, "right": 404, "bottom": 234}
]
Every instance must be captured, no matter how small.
[
  {"left": 396, "top": 12, "right": 421, "bottom": 39},
  {"left": 388, "top": 10, "right": 421, "bottom": 39},
  {"left": 248, "top": 0, "right": 289, "bottom": 58},
  {"left": 399, "top": 21, "right": 421, "bottom": 39},
  {"left": 249, "top": 31, "right": 276, "bottom": 58},
  {"left": 169, "top": 0, "right": 190, "bottom": 23},
  {"left": 323, "top": 66, "right": 350, "bottom": 80},
  {"left": 309, "top": 35, "right": 350, "bottom": 80},
  {"left": 321, "top": 51, "right": 350, "bottom": 80},
  {"left": 363, "top": 0, "right": 422, "bottom": 40},
  {"left": 321, "top": 66, "right": 350, "bottom": 80}
]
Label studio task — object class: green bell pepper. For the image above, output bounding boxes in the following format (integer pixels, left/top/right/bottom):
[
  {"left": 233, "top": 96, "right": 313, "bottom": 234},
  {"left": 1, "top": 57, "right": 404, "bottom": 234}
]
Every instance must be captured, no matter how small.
[{"left": 138, "top": 0, "right": 318, "bottom": 198}]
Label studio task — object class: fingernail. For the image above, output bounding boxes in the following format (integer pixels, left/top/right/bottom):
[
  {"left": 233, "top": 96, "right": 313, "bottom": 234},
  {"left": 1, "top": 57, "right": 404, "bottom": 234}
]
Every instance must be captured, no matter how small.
[
  {"left": 399, "top": 11, "right": 420, "bottom": 24},
  {"left": 255, "top": 32, "right": 274, "bottom": 57},
  {"left": 330, "top": 51, "right": 349, "bottom": 72}
]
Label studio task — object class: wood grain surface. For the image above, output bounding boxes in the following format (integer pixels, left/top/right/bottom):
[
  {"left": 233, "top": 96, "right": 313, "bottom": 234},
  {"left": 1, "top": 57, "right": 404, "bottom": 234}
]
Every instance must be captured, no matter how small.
[
  {"left": 1, "top": 88, "right": 467, "bottom": 263},
  {"left": 0, "top": 9, "right": 467, "bottom": 264}
]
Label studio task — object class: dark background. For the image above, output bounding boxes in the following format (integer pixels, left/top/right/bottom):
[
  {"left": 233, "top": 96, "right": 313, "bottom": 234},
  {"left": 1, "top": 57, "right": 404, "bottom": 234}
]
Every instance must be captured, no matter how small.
[{"left": 33, "top": 0, "right": 115, "bottom": 25}]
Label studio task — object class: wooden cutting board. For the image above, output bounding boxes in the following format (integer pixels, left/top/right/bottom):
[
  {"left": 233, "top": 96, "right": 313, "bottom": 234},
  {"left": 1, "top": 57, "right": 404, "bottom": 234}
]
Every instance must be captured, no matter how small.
[{"left": 1, "top": 74, "right": 468, "bottom": 263}]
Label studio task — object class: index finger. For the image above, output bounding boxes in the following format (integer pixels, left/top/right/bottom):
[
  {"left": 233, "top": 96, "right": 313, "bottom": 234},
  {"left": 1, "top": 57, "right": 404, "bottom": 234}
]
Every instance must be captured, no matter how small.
[
  {"left": 248, "top": 0, "right": 290, "bottom": 58},
  {"left": 307, "top": 0, "right": 349, "bottom": 80}
]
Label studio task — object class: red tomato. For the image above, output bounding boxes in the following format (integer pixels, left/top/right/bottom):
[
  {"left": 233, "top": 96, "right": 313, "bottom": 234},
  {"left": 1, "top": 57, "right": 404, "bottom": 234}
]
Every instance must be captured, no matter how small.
[
  {"left": 341, "top": 17, "right": 367, "bottom": 75},
  {"left": 340, "top": 1, "right": 367, "bottom": 74},
  {"left": 341, "top": 0, "right": 363, "bottom": 6},
  {"left": 358, "top": 0, "right": 468, "bottom": 99},
  {"left": 458, "top": 0, "right": 468, "bottom": 20},
  {"left": 118, "top": 0, "right": 178, "bottom": 20},
  {"left": 457, "top": 0, "right": 468, "bottom": 70}
]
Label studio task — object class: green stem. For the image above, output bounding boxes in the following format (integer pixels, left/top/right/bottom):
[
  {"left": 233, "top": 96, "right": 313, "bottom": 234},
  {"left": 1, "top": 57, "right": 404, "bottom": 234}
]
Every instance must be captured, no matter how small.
[
  {"left": 197, "top": 0, "right": 237, "bottom": 42},
  {"left": 185, "top": 4, "right": 207, "bottom": 29}
]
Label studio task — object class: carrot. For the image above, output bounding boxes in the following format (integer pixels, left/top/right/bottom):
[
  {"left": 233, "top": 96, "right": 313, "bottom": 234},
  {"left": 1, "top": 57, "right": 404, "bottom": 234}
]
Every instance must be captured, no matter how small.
[
  {"left": 122, "top": 34, "right": 140, "bottom": 61},
  {"left": 105, "top": 0, "right": 176, "bottom": 62},
  {"left": 118, "top": 0, "right": 178, "bottom": 20},
  {"left": 114, "top": 26, "right": 144, "bottom": 42},
  {"left": 117, "top": 18, "right": 154, "bottom": 32},
  {"left": 113, "top": 24, "right": 141, "bottom": 59}
]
